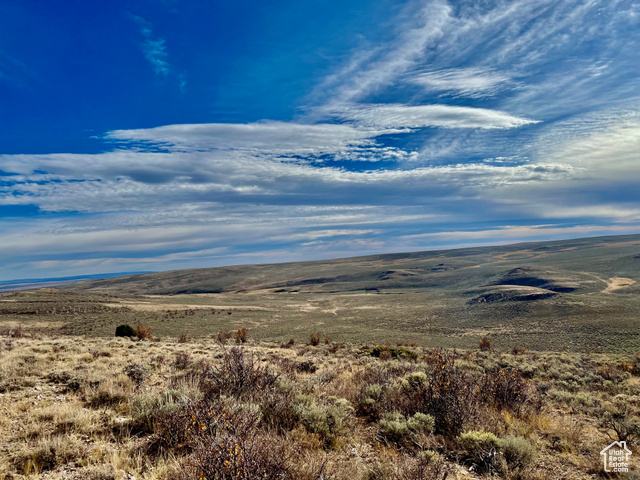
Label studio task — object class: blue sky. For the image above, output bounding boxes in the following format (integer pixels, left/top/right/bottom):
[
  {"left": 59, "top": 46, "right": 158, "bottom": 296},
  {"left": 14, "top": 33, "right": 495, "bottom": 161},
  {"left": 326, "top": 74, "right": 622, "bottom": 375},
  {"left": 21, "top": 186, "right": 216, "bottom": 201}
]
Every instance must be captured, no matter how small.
[{"left": 1, "top": 0, "right": 640, "bottom": 280}]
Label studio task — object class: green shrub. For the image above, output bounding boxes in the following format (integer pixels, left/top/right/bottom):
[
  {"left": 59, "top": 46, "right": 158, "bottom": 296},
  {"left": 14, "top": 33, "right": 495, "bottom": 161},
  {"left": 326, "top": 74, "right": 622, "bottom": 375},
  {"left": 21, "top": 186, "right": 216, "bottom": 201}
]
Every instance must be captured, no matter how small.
[
  {"left": 378, "top": 412, "right": 434, "bottom": 446},
  {"left": 398, "top": 371, "right": 428, "bottom": 393},
  {"left": 130, "top": 391, "right": 184, "bottom": 432},
  {"left": 378, "top": 412, "right": 409, "bottom": 444},
  {"left": 295, "top": 395, "right": 353, "bottom": 448},
  {"left": 458, "top": 430, "right": 500, "bottom": 473},
  {"left": 458, "top": 431, "right": 537, "bottom": 475},
  {"left": 356, "top": 383, "right": 384, "bottom": 421},
  {"left": 407, "top": 412, "right": 435, "bottom": 433},
  {"left": 500, "top": 435, "right": 537, "bottom": 473},
  {"left": 115, "top": 324, "right": 135, "bottom": 337}
]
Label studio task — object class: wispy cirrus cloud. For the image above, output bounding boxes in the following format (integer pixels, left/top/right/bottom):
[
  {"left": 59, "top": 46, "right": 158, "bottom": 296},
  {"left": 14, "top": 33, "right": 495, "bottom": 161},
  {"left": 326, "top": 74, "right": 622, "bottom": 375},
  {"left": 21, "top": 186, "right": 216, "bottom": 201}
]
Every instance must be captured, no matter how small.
[
  {"left": 411, "top": 68, "right": 512, "bottom": 98},
  {"left": 309, "top": 0, "right": 454, "bottom": 106},
  {"left": 131, "top": 15, "right": 170, "bottom": 76},
  {"left": 105, "top": 121, "right": 409, "bottom": 156},
  {"left": 329, "top": 104, "right": 538, "bottom": 130}
]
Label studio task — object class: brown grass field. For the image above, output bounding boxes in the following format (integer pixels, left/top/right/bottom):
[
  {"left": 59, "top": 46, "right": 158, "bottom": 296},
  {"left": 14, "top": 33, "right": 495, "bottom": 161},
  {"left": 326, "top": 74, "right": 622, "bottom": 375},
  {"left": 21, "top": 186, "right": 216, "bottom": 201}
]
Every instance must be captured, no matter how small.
[{"left": 1, "top": 326, "right": 640, "bottom": 479}]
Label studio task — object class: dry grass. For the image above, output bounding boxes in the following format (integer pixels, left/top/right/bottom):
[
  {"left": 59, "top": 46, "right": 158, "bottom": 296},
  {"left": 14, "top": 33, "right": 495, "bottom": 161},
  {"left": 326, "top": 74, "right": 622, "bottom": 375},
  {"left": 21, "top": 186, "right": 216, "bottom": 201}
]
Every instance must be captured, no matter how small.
[{"left": 0, "top": 329, "right": 639, "bottom": 479}]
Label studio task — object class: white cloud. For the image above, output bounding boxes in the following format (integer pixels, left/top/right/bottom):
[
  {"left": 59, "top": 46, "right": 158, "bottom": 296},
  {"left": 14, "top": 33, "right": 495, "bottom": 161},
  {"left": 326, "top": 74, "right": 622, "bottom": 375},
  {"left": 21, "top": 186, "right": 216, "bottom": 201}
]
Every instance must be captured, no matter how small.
[
  {"left": 105, "top": 121, "right": 407, "bottom": 155},
  {"left": 132, "top": 15, "right": 171, "bottom": 76},
  {"left": 0, "top": 144, "right": 574, "bottom": 213},
  {"left": 309, "top": 0, "right": 453, "bottom": 106},
  {"left": 331, "top": 103, "right": 539, "bottom": 130},
  {"left": 143, "top": 37, "right": 170, "bottom": 76},
  {"left": 411, "top": 68, "right": 511, "bottom": 98},
  {"left": 543, "top": 114, "right": 640, "bottom": 177},
  {"left": 31, "top": 247, "right": 230, "bottom": 269},
  {"left": 402, "top": 224, "right": 640, "bottom": 242}
]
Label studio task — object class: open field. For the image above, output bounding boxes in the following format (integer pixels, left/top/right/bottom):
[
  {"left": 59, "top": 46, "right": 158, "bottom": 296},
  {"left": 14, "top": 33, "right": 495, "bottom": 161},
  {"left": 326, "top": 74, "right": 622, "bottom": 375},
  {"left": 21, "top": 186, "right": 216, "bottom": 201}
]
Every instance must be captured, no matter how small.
[
  {"left": 1, "top": 331, "right": 640, "bottom": 479},
  {"left": 41, "top": 233, "right": 640, "bottom": 353},
  {"left": 2, "top": 285, "right": 640, "bottom": 353}
]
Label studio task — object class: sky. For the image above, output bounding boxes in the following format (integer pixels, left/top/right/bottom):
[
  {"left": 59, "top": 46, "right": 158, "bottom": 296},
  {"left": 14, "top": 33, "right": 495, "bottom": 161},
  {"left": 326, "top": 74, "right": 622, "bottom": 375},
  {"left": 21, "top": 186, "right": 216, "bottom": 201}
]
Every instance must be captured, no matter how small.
[{"left": 1, "top": 0, "right": 640, "bottom": 281}]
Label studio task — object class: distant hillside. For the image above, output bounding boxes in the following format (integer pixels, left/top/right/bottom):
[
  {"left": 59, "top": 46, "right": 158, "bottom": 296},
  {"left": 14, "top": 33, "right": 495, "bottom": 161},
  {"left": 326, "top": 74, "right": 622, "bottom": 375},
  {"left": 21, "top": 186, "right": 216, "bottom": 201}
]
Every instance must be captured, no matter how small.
[{"left": 67, "top": 234, "right": 640, "bottom": 297}]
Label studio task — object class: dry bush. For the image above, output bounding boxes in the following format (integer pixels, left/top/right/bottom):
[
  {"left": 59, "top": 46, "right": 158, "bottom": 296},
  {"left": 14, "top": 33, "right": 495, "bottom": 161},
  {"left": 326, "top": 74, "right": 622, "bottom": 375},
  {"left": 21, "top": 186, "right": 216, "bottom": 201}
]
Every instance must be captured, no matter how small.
[
  {"left": 513, "top": 346, "right": 527, "bottom": 355},
  {"left": 123, "top": 362, "right": 147, "bottom": 387},
  {"left": 12, "top": 434, "right": 86, "bottom": 475},
  {"left": 371, "top": 345, "right": 418, "bottom": 360},
  {"left": 66, "top": 465, "right": 117, "bottom": 480},
  {"left": 479, "top": 337, "right": 492, "bottom": 352},
  {"left": 366, "top": 451, "right": 453, "bottom": 480},
  {"left": 85, "top": 375, "right": 133, "bottom": 408},
  {"left": 481, "top": 367, "right": 537, "bottom": 415},
  {"left": 199, "top": 347, "right": 278, "bottom": 401},
  {"left": 310, "top": 333, "right": 320, "bottom": 346},
  {"left": 601, "top": 401, "right": 640, "bottom": 443},
  {"left": 11, "top": 325, "right": 25, "bottom": 338},
  {"left": 259, "top": 389, "right": 299, "bottom": 434},
  {"left": 632, "top": 353, "right": 640, "bottom": 375},
  {"left": 174, "top": 351, "right": 191, "bottom": 370},
  {"left": 596, "top": 363, "right": 627, "bottom": 382},
  {"left": 178, "top": 331, "right": 189, "bottom": 343},
  {"left": 135, "top": 324, "right": 153, "bottom": 340},
  {"left": 218, "top": 330, "right": 233, "bottom": 344},
  {"left": 153, "top": 399, "right": 294, "bottom": 479},
  {"left": 235, "top": 328, "right": 248, "bottom": 344},
  {"left": 189, "top": 406, "right": 293, "bottom": 480},
  {"left": 379, "top": 350, "right": 392, "bottom": 361},
  {"left": 397, "top": 349, "right": 478, "bottom": 438},
  {"left": 297, "top": 360, "right": 317, "bottom": 373},
  {"left": 324, "top": 337, "right": 331, "bottom": 345}
]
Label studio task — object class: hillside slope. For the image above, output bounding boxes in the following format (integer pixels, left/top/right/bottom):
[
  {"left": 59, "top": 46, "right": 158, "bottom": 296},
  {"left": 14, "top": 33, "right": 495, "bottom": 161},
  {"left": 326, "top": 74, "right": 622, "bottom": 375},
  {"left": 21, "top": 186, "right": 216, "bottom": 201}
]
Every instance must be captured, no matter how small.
[{"left": 67, "top": 234, "right": 640, "bottom": 297}]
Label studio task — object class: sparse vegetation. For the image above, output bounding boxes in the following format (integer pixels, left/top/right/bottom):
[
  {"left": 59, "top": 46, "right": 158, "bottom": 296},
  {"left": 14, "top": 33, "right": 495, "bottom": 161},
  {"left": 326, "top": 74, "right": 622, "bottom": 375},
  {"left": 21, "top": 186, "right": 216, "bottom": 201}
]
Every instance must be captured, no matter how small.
[
  {"left": 1, "top": 329, "right": 639, "bottom": 478},
  {"left": 135, "top": 324, "right": 153, "bottom": 340},
  {"left": 234, "top": 327, "right": 248, "bottom": 344},
  {"left": 479, "top": 337, "right": 492, "bottom": 352}
]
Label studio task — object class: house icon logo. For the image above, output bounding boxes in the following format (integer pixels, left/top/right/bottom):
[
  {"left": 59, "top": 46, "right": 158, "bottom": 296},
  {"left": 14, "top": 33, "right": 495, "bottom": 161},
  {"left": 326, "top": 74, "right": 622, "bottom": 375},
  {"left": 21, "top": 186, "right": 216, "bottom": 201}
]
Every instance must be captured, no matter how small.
[{"left": 600, "top": 441, "right": 632, "bottom": 473}]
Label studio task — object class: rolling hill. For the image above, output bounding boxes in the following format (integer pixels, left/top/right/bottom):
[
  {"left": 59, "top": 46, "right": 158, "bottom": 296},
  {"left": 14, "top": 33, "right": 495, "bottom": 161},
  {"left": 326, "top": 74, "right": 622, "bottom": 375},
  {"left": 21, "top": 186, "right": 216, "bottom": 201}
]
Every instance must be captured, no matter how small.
[
  {"left": 67, "top": 234, "right": 640, "bottom": 297},
  {"left": 1, "top": 233, "right": 633, "bottom": 352}
]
